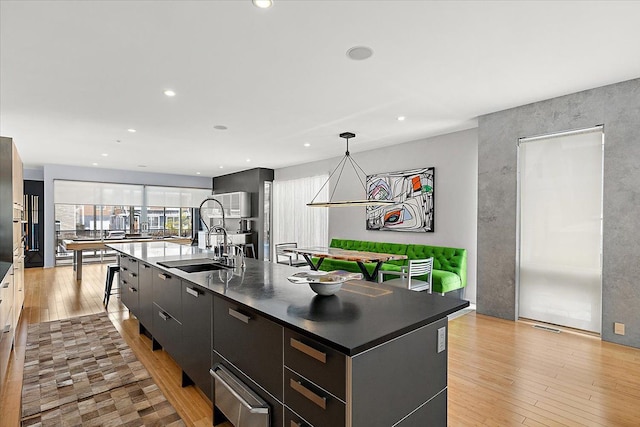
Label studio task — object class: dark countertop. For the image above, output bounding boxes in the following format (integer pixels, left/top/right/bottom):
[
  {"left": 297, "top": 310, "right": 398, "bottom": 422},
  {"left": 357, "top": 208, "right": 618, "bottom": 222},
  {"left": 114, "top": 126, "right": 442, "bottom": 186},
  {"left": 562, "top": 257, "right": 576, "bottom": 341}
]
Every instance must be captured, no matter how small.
[
  {"left": 0, "top": 261, "right": 12, "bottom": 282},
  {"left": 108, "top": 242, "right": 469, "bottom": 356}
]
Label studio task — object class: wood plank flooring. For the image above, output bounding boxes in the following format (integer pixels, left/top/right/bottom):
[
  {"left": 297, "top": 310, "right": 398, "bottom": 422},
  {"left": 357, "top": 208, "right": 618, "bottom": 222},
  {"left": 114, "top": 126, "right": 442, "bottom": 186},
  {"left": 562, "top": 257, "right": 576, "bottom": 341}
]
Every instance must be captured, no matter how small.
[{"left": 2, "top": 263, "right": 640, "bottom": 426}]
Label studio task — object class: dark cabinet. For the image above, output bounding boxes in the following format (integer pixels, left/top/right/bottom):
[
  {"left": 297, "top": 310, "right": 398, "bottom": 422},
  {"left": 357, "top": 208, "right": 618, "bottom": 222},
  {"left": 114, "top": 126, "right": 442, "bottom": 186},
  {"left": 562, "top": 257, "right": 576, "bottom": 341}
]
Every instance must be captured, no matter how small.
[
  {"left": 285, "top": 408, "right": 313, "bottom": 427},
  {"left": 284, "top": 368, "right": 345, "bottom": 427},
  {"left": 152, "top": 268, "right": 182, "bottom": 360},
  {"left": 213, "top": 296, "right": 283, "bottom": 400},
  {"left": 181, "top": 282, "right": 212, "bottom": 400},
  {"left": 137, "top": 262, "right": 154, "bottom": 335},
  {"left": 119, "top": 255, "right": 139, "bottom": 315},
  {"left": 152, "top": 302, "right": 182, "bottom": 359},
  {"left": 153, "top": 269, "right": 182, "bottom": 322},
  {"left": 284, "top": 329, "right": 346, "bottom": 401}
]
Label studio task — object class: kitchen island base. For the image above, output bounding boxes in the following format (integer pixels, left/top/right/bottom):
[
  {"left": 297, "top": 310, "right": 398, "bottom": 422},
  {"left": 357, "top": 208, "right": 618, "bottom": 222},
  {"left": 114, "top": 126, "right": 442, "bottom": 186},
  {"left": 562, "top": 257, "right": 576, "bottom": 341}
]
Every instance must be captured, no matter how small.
[{"left": 108, "top": 242, "right": 468, "bottom": 427}]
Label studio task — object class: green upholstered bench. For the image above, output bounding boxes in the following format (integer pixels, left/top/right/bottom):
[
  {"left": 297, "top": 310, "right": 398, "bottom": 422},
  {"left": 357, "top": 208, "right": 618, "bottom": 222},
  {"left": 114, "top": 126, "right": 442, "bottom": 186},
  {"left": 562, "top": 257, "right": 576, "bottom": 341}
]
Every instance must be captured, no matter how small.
[{"left": 313, "top": 238, "right": 467, "bottom": 294}]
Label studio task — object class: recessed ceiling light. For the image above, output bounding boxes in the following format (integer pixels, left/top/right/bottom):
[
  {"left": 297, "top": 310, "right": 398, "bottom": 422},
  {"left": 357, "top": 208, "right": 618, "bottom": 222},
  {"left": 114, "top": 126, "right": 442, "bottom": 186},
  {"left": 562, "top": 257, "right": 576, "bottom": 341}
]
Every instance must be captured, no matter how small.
[
  {"left": 246, "top": 159, "right": 251, "bottom": 162},
  {"left": 213, "top": 125, "right": 228, "bottom": 130},
  {"left": 397, "top": 116, "right": 406, "bottom": 121},
  {"left": 164, "top": 89, "right": 176, "bottom": 97},
  {"left": 219, "top": 166, "right": 224, "bottom": 169},
  {"left": 196, "top": 172, "right": 201, "bottom": 175},
  {"left": 252, "top": 0, "right": 273, "bottom": 8},
  {"left": 92, "top": 162, "right": 98, "bottom": 166},
  {"left": 127, "top": 128, "right": 136, "bottom": 133},
  {"left": 346, "top": 46, "right": 374, "bottom": 61},
  {"left": 101, "top": 153, "right": 108, "bottom": 157},
  {"left": 304, "top": 143, "right": 311, "bottom": 147},
  {"left": 138, "top": 165, "right": 147, "bottom": 168}
]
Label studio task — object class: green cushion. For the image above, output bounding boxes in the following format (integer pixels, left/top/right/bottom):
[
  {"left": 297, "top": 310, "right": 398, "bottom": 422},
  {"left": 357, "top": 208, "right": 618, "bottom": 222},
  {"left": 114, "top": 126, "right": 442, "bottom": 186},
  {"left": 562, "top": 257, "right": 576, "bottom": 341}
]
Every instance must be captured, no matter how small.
[
  {"left": 320, "top": 238, "right": 467, "bottom": 294},
  {"left": 405, "top": 244, "right": 467, "bottom": 289}
]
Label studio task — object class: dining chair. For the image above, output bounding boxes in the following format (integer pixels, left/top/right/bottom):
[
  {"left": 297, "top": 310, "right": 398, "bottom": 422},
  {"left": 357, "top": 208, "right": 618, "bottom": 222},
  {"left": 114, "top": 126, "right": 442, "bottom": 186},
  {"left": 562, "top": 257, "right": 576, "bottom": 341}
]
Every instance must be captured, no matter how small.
[
  {"left": 275, "top": 242, "right": 308, "bottom": 267},
  {"left": 378, "top": 258, "right": 433, "bottom": 293}
]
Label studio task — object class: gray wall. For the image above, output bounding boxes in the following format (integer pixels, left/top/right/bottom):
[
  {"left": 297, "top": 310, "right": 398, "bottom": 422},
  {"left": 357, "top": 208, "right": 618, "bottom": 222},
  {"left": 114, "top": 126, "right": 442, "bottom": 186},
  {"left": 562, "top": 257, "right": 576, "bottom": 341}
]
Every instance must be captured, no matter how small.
[
  {"left": 43, "top": 164, "right": 212, "bottom": 267},
  {"left": 213, "top": 168, "right": 275, "bottom": 261},
  {"left": 277, "top": 128, "right": 479, "bottom": 303},
  {"left": 477, "top": 78, "right": 640, "bottom": 348}
]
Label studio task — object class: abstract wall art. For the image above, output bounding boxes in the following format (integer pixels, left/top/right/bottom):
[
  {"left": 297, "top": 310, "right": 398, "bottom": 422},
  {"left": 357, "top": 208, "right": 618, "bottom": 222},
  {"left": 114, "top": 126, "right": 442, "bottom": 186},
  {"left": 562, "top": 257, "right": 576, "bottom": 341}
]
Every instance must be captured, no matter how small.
[{"left": 366, "top": 167, "right": 435, "bottom": 232}]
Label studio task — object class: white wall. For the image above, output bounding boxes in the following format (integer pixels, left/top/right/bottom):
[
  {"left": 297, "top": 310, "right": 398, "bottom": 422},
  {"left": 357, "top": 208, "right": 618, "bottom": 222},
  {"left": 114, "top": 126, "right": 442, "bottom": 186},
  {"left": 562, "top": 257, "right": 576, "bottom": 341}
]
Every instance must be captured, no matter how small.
[
  {"left": 276, "top": 128, "right": 478, "bottom": 303},
  {"left": 43, "top": 164, "right": 212, "bottom": 267}
]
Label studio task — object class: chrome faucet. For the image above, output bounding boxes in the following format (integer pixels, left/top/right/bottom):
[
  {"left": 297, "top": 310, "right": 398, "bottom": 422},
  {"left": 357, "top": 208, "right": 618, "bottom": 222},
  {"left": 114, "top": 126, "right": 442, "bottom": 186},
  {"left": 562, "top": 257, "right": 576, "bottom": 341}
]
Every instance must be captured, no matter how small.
[
  {"left": 199, "top": 196, "right": 227, "bottom": 255},
  {"left": 211, "top": 225, "right": 228, "bottom": 259}
]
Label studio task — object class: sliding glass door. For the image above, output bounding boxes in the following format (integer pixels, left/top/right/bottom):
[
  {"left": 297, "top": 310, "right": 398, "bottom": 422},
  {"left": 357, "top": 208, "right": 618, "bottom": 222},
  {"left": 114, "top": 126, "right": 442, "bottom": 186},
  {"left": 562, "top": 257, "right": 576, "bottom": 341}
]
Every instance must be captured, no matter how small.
[{"left": 518, "top": 127, "right": 603, "bottom": 333}]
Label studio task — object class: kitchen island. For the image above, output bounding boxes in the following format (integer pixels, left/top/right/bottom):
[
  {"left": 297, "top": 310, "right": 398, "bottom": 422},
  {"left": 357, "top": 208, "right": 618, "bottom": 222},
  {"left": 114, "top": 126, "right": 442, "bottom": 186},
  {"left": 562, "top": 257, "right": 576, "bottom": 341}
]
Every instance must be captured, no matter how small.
[{"left": 108, "top": 241, "right": 469, "bottom": 427}]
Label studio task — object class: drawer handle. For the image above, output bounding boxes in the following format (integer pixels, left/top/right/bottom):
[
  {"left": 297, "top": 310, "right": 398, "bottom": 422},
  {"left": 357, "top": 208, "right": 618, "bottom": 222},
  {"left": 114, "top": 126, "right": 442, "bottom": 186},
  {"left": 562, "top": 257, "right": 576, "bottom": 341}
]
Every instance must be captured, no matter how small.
[
  {"left": 1, "top": 282, "right": 9, "bottom": 289},
  {"left": 228, "top": 308, "right": 250, "bottom": 324},
  {"left": 121, "top": 266, "right": 128, "bottom": 272},
  {"left": 158, "top": 273, "right": 170, "bottom": 280},
  {"left": 290, "top": 421, "right": 302, "bottom": 427},
  {"left": 129, "top": 286, "right": 137, "bottom": 293},
  {"left": 209, "top": 364, "right": 269, "bottom": 414},
  {"left": 122, "top": 279, "right": 128, "bottom": 286},
  {"left": 289, "top": 379, "right": 326, "bottom": 410},
  {"left": 290, "top": 338, "right": 327, "bottom": 364},
  {"left": 186, "top": 287, "right": 201, "bottom": 298},
  {"left": 141, "top": 264, "right": 150, "bottom": 269},
  {"left": 130, "top": 259, "right": 137, "bottom": 263},
  {"left": 158, "top": 311, "right": 170, "bottom": 321},
  {"left": 128, "top": 272, "right": 137, "bottom": 278}
]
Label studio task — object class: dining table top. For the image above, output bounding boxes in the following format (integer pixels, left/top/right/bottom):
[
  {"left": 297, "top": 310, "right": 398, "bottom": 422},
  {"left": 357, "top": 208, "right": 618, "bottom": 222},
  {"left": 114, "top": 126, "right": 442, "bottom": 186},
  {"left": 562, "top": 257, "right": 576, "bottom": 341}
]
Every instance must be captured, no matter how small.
[{"left": 285, "top": 246, "right": 408, "bottom": 263}]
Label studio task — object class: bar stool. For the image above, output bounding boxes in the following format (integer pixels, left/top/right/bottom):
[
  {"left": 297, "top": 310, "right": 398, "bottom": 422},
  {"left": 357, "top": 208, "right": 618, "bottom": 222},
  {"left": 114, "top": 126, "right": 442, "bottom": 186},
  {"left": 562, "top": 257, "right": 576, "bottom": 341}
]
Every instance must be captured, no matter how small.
[
  {"left": 104, "top": 264, "right": 120, "bottom": 307},
  {"left": 241, "top": 243, "right": 256, "bottom": 259}
]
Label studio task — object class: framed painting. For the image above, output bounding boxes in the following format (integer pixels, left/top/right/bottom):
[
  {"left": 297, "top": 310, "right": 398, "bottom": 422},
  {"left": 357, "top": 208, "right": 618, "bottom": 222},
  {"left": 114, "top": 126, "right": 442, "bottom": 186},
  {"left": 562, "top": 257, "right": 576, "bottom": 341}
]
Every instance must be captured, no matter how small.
[{"left": 366, "top": 167, "right": 434, "bottom": 232}]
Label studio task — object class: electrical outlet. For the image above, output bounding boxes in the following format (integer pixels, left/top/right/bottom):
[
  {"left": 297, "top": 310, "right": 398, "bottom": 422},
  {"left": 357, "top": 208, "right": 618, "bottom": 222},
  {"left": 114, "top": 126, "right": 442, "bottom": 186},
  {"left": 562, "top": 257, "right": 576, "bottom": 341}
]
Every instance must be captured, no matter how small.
[
  {"left": 437, "top": 326, "right": 446, "bottom": 353},
  {"left": 614, "top": 322, "right": 625, "bottom": 335}
]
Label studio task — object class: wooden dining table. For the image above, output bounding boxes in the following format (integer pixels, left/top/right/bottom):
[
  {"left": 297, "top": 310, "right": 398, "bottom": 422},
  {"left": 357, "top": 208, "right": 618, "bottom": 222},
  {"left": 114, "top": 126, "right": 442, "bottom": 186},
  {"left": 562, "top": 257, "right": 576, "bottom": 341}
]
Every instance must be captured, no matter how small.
[
  {"left": 62, "top": 237, "right": 191, "bottom": 280},
  {"left": 284, "top": 246, "right": 407, "bottom": 282}
]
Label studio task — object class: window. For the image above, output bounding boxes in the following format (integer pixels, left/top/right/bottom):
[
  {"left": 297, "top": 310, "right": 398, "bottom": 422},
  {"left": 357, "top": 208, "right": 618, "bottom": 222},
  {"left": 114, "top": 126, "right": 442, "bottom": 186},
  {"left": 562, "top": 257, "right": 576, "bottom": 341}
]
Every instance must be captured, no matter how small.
[
  {"left": 53, "top": 181, "right": 210, "bottom": 265},
  {"left": 272, "top": 175, "right": 329, "bottom": 260}
]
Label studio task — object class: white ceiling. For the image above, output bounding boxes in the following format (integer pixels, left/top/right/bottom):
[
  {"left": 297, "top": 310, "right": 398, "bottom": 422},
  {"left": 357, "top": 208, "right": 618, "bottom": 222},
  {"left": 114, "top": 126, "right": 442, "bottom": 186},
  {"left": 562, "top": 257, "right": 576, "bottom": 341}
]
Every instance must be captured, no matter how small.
[{"left": 1, "top": 1, "right": 639, "bottom": 177}]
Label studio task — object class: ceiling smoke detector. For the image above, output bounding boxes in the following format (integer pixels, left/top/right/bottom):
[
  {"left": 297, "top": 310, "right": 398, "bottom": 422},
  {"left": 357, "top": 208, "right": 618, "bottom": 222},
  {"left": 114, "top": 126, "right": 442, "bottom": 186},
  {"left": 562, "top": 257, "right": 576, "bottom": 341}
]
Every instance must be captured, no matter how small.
[{"left": 346, "top": 46, "right": 373, "bottom": 61}]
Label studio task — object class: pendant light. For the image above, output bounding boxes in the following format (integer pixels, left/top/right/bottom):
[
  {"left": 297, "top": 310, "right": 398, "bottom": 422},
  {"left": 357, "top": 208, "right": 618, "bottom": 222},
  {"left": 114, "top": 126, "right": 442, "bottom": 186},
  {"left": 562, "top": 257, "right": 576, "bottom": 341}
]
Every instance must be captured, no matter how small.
[{"left": 307, "top": 132, "right": 395, "bottom": 207}]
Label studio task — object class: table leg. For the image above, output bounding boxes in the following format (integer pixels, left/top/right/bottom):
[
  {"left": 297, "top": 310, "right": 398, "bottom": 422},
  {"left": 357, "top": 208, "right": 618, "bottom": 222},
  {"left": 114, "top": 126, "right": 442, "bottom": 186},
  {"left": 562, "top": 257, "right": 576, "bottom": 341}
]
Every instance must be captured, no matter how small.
[
  {"left": 302, "top": 254, "right": 324, "bottom": 271},
  {"left": 356, "top": 261, "right": 383, "bottom": 282},
  {"left": 75, "top": 250, "right": 83, "bottom": 281}
]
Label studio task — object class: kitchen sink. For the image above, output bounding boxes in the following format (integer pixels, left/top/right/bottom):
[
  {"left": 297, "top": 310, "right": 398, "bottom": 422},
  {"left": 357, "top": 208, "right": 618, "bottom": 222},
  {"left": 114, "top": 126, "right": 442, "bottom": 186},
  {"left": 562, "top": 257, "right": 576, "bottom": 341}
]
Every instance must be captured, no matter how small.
[{"left": 157, "top": 258, "right": 231, "bottom": 273}]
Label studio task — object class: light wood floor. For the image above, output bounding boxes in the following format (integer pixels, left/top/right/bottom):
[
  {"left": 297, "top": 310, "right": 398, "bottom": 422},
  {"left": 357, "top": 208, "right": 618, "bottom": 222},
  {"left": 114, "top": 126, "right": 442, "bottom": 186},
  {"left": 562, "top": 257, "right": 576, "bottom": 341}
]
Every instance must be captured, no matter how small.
[{"left": 1, "top": 264, "right": 640, "bottom": 426}]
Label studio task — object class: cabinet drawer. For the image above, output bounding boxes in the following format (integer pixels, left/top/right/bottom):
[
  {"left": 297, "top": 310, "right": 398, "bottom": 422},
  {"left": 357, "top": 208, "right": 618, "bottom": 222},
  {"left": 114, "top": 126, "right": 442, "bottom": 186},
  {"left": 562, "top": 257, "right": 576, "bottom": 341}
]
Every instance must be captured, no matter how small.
[
  {"left": 122, "top": 268, "right": 139, "bottom": 286},
  {"left": 213, "top": 353, "right": 285, "bottom": 427},
  {"left": 284, "top": 368, "right": 345, "bottom": 427},
  {"left": 213, "top": 297, "right": 283, "bottom": 399},
  {"left": 119, "top": 254, "right": 139, "bottom": 275},
  {"left": 285, "top": 408, "right": 313, "bottom": 427},
  {"left": 120, "top": 277, "right": 139, "bottom": 313},
  {"left": 284, "top": 329, "right": 346, "bottom": 401},
  {"left": 152, "top": 302, "right": 182, "bottom": 360},
  {"left": 152, "top": 269, "right": 181, "bottom": 321},
  {"left": 0, "top": 276, "right": 12, "bottom": 331},
  {"left": 138, "top": 262, "right": 154, "bottom": 334},
  {"left": 181, "top": 282, "right": 212, "bottom": 400}
]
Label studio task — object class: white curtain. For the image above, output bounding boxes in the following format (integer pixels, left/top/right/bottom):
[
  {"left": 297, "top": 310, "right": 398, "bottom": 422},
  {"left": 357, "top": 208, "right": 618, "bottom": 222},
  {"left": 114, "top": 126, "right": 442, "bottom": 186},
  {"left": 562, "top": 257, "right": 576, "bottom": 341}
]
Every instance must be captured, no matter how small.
[
  {"left": 146, "top": 186, "right": 212, "bottom": 207},
  {"left": 272, "top": 175, "right": 329, "bottom": 258},
  {"left": 518, "top": 128, "right": 603, "bottom": 333},
  {"left": 54, "top": 180, "right": 144, "bottom": 206},
  {"left": 54, "top": 180, "right": 211, "bottom": 207}
]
